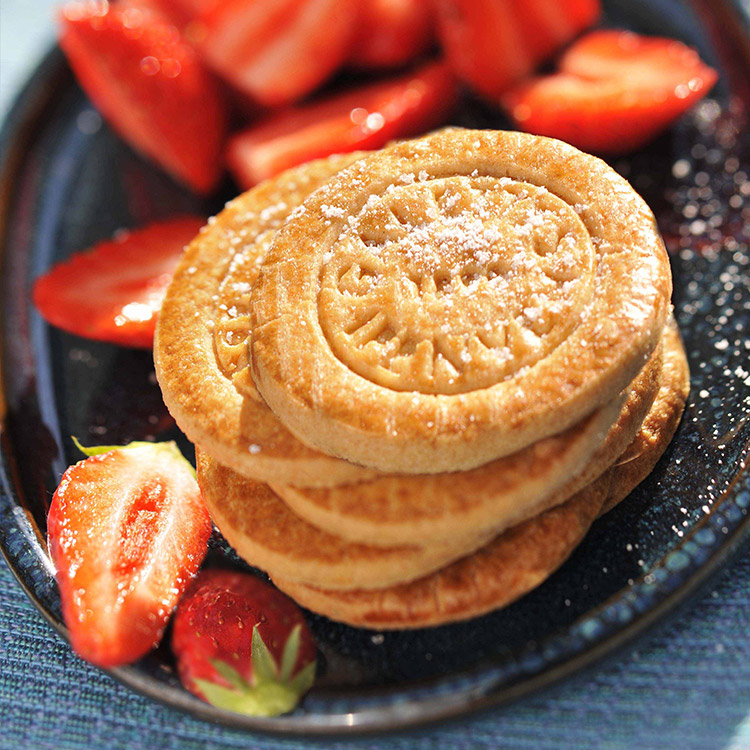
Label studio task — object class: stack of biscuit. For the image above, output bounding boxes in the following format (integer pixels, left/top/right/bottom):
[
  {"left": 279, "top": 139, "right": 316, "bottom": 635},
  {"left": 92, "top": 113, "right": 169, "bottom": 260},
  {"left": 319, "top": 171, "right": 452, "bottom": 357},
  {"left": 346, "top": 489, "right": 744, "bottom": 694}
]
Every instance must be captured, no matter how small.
[{"left": 155, "top": 129, "right": 689, "bottom": 629}]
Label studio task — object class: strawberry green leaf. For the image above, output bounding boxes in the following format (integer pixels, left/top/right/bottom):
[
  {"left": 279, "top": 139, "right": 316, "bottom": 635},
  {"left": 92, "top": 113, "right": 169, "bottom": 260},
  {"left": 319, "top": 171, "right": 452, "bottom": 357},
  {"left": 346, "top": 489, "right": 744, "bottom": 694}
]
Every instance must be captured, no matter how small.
[
  {"left": 279, "top": 624, "right": 301, "bottom": 683},
  {"left": 190, "top": 627, "right": 317, "bottom": 716},
  {"left": 251, "top": 625, "right": 279, "bottom": 683},
  {"left": 210, "top": 659, "right": 246, "bottom": 691},
  {"left": 193, "top": 677, "right": 304, "bottom": 717},
  {"left": 71, "top": 436, "right": 154, "bottom": 456},
  {"left": 289, "top": 661, "right": 316, "bottom": 695},
  {"left": 193, "top": 679, "right": 260, "bottom": 716}
]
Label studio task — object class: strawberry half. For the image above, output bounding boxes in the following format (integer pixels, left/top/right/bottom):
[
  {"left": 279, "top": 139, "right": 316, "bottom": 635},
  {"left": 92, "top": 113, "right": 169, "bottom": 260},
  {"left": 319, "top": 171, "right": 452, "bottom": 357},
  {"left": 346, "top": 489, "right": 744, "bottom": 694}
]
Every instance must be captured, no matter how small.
[
  {"left": 47, "top": 440, "right": 212, "bottom": 668},
  {"left": 502, "top": 30, "right": 719, "bottom": 154},
  {"left": 32, "top": 216, "right": 204, "bottom": 348},
  {"left": 225, "top": 61, "right": 457, "bottom": 189},
  {"left": 59, "top": 1, "right": 227, "bottom": 193},
  {"left": 196, "top": 0, "right": 360, "bottom": 108},
  {"left": 349, "top": 0, "right": 434, "bottom": 70},
  {"left": 433, "top": 0, "right": 600, "bottom": 101},
  {"left": 172, "top": 570, "right": 317, "bottom": 717}
]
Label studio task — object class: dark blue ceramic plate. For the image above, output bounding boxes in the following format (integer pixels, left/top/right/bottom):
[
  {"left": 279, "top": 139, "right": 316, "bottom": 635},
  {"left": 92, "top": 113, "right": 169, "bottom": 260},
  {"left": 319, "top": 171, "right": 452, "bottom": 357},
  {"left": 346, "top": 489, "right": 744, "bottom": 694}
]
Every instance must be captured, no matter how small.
[{"left": 1, "top": 0, "right": 749, "bottom": 736}]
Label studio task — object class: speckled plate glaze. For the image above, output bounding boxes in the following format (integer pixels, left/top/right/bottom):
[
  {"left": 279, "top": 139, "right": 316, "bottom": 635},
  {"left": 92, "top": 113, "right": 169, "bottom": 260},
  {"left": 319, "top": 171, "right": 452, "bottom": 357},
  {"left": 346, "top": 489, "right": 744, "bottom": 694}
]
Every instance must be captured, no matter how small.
[{"left": 1, "top": 0, "right": 749, "bottom": 736}]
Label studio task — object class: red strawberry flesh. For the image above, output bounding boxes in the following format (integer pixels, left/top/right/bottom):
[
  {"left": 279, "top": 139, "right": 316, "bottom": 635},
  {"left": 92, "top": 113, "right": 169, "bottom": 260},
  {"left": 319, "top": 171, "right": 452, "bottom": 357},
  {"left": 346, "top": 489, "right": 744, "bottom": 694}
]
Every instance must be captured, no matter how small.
[
  {"left": 502, "top": 30, "right": 718, "bottom": 154},
  {"left": 47, "top": 441, "right": 212, "bottom": 667},
  {"left": 433, "top": 0, "right": 600, "bottom": 101},
  {"left": 59, "top": 1, "right": 227, "bottom": 193},
  {"left": 226, "top": 61, "right": 457, "bottom": 189},
  {"left": 350, "top": 0, "right": 434, "bottom": 70},
  {"left": 32, "top": 216, "right": 204, "bottom": 348},
  {"left": 196, "top": 0, "right": 360, "bottom": 108}
]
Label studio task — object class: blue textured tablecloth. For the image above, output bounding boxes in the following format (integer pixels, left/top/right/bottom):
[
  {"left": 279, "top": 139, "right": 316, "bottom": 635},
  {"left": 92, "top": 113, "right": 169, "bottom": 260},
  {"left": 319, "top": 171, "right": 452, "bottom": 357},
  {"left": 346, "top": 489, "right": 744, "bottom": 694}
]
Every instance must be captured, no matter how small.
[
  {"left": 3, "top": 552, "right": 750, "bottom": 750},
  {"left": 2, "top": 3, "right": 750, "bottom": 749}
]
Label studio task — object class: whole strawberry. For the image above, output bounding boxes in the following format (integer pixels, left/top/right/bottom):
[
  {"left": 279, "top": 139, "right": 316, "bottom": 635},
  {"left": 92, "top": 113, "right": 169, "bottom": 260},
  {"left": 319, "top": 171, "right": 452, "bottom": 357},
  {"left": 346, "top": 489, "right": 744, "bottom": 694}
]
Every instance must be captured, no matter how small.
[{"left": 171, "top": 569, "right": 317, "bottom": 716}]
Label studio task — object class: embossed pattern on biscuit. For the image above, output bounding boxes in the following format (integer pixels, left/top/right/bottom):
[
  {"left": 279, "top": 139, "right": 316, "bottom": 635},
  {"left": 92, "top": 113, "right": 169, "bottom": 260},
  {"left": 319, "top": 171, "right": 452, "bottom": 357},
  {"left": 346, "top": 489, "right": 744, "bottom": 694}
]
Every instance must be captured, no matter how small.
[
  {"left": 320, "top": 176, "right": 595, "bottom": 394},
  {"left": 213, "top": 173, "right": 339, "bottom": 402},
  {"left": 155, "top": 153, "right": 386, "bottom": 488},
  {"left": 250, "top": 129, "right": 673, "bottom": 473},
  {"left": 214, "top": 223, "right": 278, "bottom": 401}
]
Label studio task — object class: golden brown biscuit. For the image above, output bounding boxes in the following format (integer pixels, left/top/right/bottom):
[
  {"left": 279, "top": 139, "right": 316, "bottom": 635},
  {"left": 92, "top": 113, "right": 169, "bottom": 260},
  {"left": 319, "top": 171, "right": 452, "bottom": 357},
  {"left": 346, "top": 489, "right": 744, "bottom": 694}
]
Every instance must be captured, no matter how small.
[
  {"left": 196, "top": 449, "right": 496, "bottom": 590},
  {"left": 250, "top": 129, "right": 672, "bottom": 473},
  {"left": 270, "top": 336, "right": 663, "bottom": 546},
  {"left": 195, "top": 335, "right": 669, "bottom": 594},
  {"left": 154, "top": 154, "right": 382, "bottom": 488},
  {"left": 272, "top": 471, "right": 612, "bottom": 629},
  {"left": 600, "top": 318, "right": 690, "bottom": 516}
]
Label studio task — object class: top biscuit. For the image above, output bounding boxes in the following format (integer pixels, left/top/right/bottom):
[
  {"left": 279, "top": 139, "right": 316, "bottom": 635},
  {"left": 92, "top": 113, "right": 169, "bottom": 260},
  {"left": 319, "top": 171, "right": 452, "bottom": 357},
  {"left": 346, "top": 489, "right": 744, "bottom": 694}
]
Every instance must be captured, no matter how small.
[{"left": 250, "top": 129, "right": 672, "bottom": 473}]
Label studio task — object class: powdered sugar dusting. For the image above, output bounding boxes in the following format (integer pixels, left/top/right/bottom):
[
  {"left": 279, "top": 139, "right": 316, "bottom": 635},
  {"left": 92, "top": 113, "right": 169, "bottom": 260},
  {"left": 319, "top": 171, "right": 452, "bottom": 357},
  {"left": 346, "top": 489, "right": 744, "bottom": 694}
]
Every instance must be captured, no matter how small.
[{"left": 318, "top": 174, "right": 595, "bottom": 394}]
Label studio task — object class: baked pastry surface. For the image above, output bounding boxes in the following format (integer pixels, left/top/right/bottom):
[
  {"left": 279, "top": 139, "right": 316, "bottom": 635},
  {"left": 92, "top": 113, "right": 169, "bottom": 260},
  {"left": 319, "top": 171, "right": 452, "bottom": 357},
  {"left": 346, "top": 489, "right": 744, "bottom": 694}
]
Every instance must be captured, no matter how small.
[
  {"left": 270, "top": 337, "right": 662, "bottom": 546},
  {"left": 154, "top": 154, "right": 381, "bottom": 488},
  {"left": 195, "top": 448, "right": 496, "bottom": 590},
  {"left": 250, "top": 129, "right": 672, "bottom": 473},
  {"left": 267, "top": 322, "right": 688, "bottom": 628},
  {"left": 272, "top": 472, "right": 612, "bottom": 629},
  {"left": 191, "top": 317, "right": 686, "bottom": 627},
  {"left": 600, "top": 318, "right": 689, "bottom": 516},
  {"left": 154, "top": 128, "right": 686, "bottom": 630}
]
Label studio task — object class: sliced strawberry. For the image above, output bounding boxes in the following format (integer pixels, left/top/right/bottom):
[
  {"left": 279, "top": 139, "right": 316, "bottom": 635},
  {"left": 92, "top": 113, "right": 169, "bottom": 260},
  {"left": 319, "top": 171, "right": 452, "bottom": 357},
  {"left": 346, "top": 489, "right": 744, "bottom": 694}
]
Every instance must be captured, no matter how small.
[
  {"left": 225, "top": 61, "right": 457, "bottom": 189},
  {"left": 59, "top": 1, "right": 227, "bottom": 193},
  {"left": 172, "top": 570, "right": 317, "bottom": 716},
  {"left": 432, "top": 0, "right": 600, "bottom": 101},
  {"left": 560, "top": 28, "right": 712, "bottom": 81},
  {"left": 350, "top": 0, "right": 434, "bottom": 70},
  {"left": 115, "top": 0, "right": 172, "bottom": 24},
  {"left": 139, "top": 0, "right": 210, "bottom": 26},
  {"left": 195, "top": 0, "right": 360, "bottom": 108},
  {"left": 502, "top": 30, "right": 719, "bottom": 154},
  {"left": 47, "top": 440, "right": 212, "bottom": 668},
  {"left": 118, "top": 0, "right": 217, "bottom": 33},
  {"left": 510, "top": 0, "right": 600, "bottom": 65},
  {"left": 33, "top": 216, "right": 204, "bottom": 348},
  {"left": 432, "top": 0, "right": 528, "bottom": 100}
]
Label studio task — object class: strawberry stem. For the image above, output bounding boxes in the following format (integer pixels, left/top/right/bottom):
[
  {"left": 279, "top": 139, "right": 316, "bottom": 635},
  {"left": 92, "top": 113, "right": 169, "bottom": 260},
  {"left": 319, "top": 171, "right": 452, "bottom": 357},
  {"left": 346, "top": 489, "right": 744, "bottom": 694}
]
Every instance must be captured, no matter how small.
[
  {"left": 71, "top": 437, "right": 196, "bottom": 476},
  {"left": 191, "top": 625, "right": 316, "bottom": 717}
]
